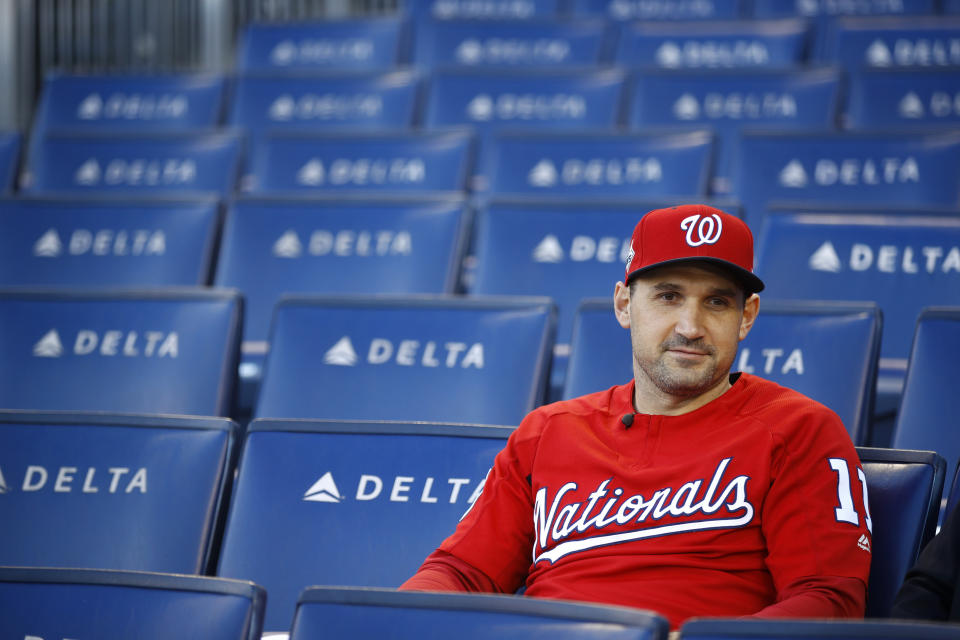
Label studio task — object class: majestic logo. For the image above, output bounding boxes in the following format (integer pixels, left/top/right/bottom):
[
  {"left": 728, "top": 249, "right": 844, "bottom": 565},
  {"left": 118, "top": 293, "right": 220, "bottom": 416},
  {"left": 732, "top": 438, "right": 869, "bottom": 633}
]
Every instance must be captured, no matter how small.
[
  {"left": 303, "top": 471, "right": 484, "bottom": 504},
  {"left": 303, "top": 472, "right": 343, "bottom": 503},
  {"left": 681, "top": 213, "right": 722, "bottom": 247},
  {"left": 858, "top": 533, "right": 871, "bottom": 552},
  {"left": 533, "top": 457, "right": 754, "bottom": 564},
  {"left": 322, "top": 336, "right": 484, "bottom": 368}
]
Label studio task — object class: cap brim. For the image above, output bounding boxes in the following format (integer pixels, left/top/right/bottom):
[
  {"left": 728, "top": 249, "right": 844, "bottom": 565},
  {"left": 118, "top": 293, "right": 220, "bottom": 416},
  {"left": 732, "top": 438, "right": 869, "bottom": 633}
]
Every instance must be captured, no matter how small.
[{"left": 625, "top": 257, "right": 765, "bottom": 295}]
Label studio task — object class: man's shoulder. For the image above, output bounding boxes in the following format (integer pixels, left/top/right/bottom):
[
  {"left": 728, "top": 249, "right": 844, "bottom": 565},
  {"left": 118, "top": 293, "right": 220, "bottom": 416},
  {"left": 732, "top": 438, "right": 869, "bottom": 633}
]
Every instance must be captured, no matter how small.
[
  {"left": 525, "top": 383, "right": 630, "bottom": 425},
  {"left": 735, "top": 373, "right": 842, "bottom": 424}
]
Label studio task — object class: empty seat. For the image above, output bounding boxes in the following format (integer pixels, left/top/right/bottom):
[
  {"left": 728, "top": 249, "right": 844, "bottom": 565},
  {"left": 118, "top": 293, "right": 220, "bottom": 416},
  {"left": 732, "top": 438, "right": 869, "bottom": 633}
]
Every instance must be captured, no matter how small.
[
  {"left": 214, "top": 197, "right": 469, "bottom": 414},
  {"left": 614, "top": 19, "right": 811, "bottom": 69},
  {"left": 0, "top": 197, "right": 219, "bottom": 287},
  {"left": 730, "top": 131, "right": 960, "bottom": 230},
  {"left": 845, "top": 68, "right": 960, "bottom": 130},
  {"left": 0, "top": 288, "right": 242, "bottom": 415},
  {"left": 857, "top": 447, "right": 945, "bottom": 617},
  {"left": 480, "top": 130, "right": 713, "bottom": 199},
  {"left": 235, "top": 18, "right": 408, "bottom": 72},
  {"left": 819, "top": 16, "right": 960, "bottom": 71},
  {"left": 629, "top": 68, "right": 840, "bottom": 193},
  {"left": 21, "top": 131, "right": 243, "bottom": 196},
  {"left": 30, "top": 72, "right": 226, "bottom": 137},
  {"left": 0, "top": 131, "right": 20, "bottom": 193},
  {"left": 422, "top": 68, "right": 626, "bottom": 135},
  {"left": 755, "top": 211, "right": 960, "bottom": 374},
  {"left": 217, "top": 419, "right": 512, "bottom": 631},
  {"left": 680, "top": 617, "right": 960, "bottom": 639},
  {"left": 0, "top": 411, "right": 237, "bottom": 573},
  {"left": 892, "top": 308, "right": 960, "bottom": 498},
  {"left": 411, "top": 18, "right": 611, "bottom": 68},
  {"left": 243, "top": 130, "right": 473, "bottom": 195},
  {"left": 564, "top": 298, "right": 882, "bottom": 444},
  {"left": 402, "top": 0, "right": 562, "bottom": 21},
  {"left": 752, "top": 0, "right": 933, "bottom": 18},
  {"left": 227, "top": 71, "right": 420, "bottom": 134},
  {"left": 254, "top": 295, "right": 554, "bottom": 424},
  {"left": 290, "top": 587, "right": 669, "bottom": 639},
  {"left": 0, "top": 567, "right": 264, "bottom": 640},
  {"left": 572, "top": 0, "right": 741, "bottom": 20}
]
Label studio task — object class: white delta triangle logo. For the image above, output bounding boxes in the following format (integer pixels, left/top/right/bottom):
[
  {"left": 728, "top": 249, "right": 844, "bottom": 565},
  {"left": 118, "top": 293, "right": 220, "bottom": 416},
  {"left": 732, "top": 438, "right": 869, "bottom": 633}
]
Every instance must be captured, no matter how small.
[
  {"left": 34, "top": 229, "right": 64, "bottom": 258},
  {"left": 324, "top": 336, "right": 358, "bottom": 366},
  {"left": 33, "top": 329, "right": 64, "bottom": 358},
  {"left": 528, "top": 159, "right": 558, "bottom": 187},
  {"left": 303, "top": 471, "right": 343, "bottom": 503},
  {"left": 809, "top": 241, "right": 843, "bottom": 273}
]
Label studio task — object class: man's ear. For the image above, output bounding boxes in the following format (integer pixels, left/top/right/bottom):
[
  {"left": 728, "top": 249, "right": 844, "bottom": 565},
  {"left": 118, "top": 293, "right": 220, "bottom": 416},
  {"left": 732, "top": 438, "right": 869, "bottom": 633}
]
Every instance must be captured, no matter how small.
[
  {"left": 738, "top": 293, "right": 760, "bottom": 341},
  {"left": 614, "top": 281, "right": 631, "bottom": 329}
]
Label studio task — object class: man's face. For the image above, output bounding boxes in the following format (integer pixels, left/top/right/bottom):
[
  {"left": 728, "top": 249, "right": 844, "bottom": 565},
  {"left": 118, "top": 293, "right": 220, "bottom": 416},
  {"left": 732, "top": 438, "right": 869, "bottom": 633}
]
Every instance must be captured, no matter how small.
[{"left": 614, "top": 263, "right": 758, "bottom": 401}]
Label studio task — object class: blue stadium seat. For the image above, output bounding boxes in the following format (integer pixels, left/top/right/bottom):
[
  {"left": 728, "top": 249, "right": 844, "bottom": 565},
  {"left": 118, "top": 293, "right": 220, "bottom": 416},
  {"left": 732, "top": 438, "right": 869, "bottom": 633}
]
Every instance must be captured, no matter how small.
[
  {"left": 629, "top": 68, "right": 840, "bottom": 194},
  {"left": 857, "top": 447, "right": 944, "bottom": 617},
  {"left": 479, "top": 130, "right": 713, "bottom": 199},
  {"left": 818, "top": 16, "right": 960, "bottom": 70},
  {"left": 730, "top": 131, "right": 960, "bottom": 230},
  {"left": 0, "top": 131, "right": 20, "bottom": 193},
  {"left": 235, "top": 18, "right": 409, "bottom": 72},
  {"left": 21, "top": 131, "right": 243, "bottom": 196},
  {"left": 0, "top": 567, "right": 264, "bottom": 640},
  {"left": 845, "top": 68, "right": 960, "bottom": 130},
  {"left": 402, "top": 0, "right": 562, "bottom": 20},
  {"left": 892, "top": 308, "right": 960, "bottom": 502},
  {"left": 411, "top": 18, "right": 611, "bottom": 68},
  {"left": 0, "top": 411, "right": 237, "bottom": 573},
  {"left": 422, "top": 68, "right": 626, "bottom": 135},
  {"left": 564, "top": 298, "right": 882, "bottom": 445},
  {"left": 679, "top": 617, "right": 960, "bottom": 639},
  {"left": 572, "top": 0, "right": 741, "bottom": 21},
  {"left": 290, "top": 587, "right": 670, "bottom": 639},
  {"left": 254, "top": 295, "right": 554, "bottom": 424},
  {"left": 227, "top": 71, "right": 420, "bottom": 134},
  {"left": 0, "top": 288, "right": 241, "bottom": 415},
  {"left": 755, "top": 211, "right": 960, "bottom": 373},
  {"left": 31, "top": 72, "right": 226, "bottom": 136},
  {"left": 752, "top": 0, "right": 934, "bottom": 18},
  {"left": 244, "top": 130, "right": 473, "bottom": 195},
  {"left": 214, "top": 197, "right": 469, "bottom": 416},
  {"left": 217, "top": 419, "right": 512, "bottom": 632},
  {"left": 0, "top": 197, "right": 219, "bottom": 287},
  {"left": 614, "top": 19, "right": 811, "bottom": 69}
]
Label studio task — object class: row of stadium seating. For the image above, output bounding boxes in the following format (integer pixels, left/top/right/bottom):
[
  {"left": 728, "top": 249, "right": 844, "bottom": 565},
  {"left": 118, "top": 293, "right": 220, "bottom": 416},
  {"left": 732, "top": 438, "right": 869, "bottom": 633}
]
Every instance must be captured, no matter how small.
[
  {"left": 0, "top": 410, "right": 948, "bottom": 631},
  {"left": 8, "top": 568, "right": 960, "bottom": 639}
]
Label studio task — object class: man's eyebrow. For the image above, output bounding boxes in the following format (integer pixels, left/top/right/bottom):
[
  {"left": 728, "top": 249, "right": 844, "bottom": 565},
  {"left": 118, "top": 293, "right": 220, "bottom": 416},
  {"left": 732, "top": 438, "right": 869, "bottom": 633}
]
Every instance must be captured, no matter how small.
[
  {"left": 652, "top": 282, "right": 682, "bottom": 292},
  {"left": 709, "top": 286, "right": 738, "bottom": 299},
  {"left": 651, "top": 282, "right": 738, "bottom": 298}
]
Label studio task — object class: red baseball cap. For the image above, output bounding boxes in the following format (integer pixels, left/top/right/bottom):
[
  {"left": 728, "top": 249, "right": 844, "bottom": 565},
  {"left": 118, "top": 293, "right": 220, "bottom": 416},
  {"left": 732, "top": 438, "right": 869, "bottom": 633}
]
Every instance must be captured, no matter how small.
[{"left": 624, "top": 204, "right": 764, "bottom": 294}]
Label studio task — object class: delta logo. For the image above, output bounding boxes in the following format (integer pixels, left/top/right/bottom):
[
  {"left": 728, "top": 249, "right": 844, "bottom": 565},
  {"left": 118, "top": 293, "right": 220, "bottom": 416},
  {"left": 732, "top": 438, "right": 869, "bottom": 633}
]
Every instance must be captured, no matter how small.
[
  {"left": 33, "top": 329, "right": 179, "bottom": 359},
  {"left": 0, "top": 464, "right": 148, "bottom": 494},
  {"left": 527, "top": 157, "right": 663, "bottom": 188},
  {"left": 296, "top": 157, "right": 426, "bottom": 186},
  {"left": 777, "top": 157, "right": 920, "bottom": 188},
  {"left": 323, "top": 336, "right": 484, "bottom": 369},
  {"left": 271, "top": 229, "right": 412, "bottom": 259},
  {"left": 531, "top": 234, "right": 631, "bottom": 264},
  {"left": 807, "top": 241, "right": 960, "bottom": 275},
  {"left": 34, "top": 228, "right": 167, "bottom": 258},
  {"left": 74, "top": 157, "right": 198, "bottom": 187},
  {"left": 303, "top": 471, "right": 484, "bottom": 505}
]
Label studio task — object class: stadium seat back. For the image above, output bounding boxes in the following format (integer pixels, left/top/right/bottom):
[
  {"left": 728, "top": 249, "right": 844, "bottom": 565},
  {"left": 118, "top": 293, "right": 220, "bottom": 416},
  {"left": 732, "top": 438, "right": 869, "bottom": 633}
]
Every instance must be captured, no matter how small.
[
  {"left": 217, "top": 420, "right": 512, "bottom": 631},
  {"left": 236, "top": 18, "right": 408, "bottom": 72},
  {"left": 227, "top": 71, "right": 420, "bottom": 134},
  {"left": 290, "top": 587, "right": 670, "bottom": 639},
  {"left": 0, "top": 412, "right": 237, "bottom": 573},
  {"left": 255, "top": 295, "right": 555, "bottom": 424},
  {"left": 0, "top": 198, "right": 219, "bottom": 287},
  {"left": 0, "top": 568, "right": 264, "bottom": 640},
  {"left": 845, "top": 68, "right": 960, "bottom": 130},
  {"left": 892, "top": 308, "right": 960, "bottom": 492},
  {"left": 0, "top": 288, "right": 242, "bottom": 415}
]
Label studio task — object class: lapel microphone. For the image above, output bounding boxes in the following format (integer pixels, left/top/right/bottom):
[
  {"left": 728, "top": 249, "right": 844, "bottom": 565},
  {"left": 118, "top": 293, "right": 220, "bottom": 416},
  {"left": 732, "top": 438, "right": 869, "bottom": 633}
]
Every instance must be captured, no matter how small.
[{"left": 621, "top": 413, "right": 634, "bottom": 429}]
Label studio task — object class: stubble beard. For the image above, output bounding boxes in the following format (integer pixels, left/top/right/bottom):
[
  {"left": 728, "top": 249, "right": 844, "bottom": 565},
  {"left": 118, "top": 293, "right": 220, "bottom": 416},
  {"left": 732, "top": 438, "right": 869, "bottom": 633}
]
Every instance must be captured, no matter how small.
[{"left": 635, "top": 339, "right": 721, "bottom": 399}]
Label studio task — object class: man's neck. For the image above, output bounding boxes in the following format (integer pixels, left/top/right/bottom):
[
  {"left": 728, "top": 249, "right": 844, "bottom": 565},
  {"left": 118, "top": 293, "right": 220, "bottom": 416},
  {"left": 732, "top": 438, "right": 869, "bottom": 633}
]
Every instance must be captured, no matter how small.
[{"left": 632, "top": 373, "right": 733, "bottom": 416}]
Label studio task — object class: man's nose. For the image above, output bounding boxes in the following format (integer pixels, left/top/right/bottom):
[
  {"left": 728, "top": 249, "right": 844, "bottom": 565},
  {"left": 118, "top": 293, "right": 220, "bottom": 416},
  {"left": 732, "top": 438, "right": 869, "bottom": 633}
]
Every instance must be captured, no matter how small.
[{"left": 673, "top": 303, "right": 706, "bottom": 340}]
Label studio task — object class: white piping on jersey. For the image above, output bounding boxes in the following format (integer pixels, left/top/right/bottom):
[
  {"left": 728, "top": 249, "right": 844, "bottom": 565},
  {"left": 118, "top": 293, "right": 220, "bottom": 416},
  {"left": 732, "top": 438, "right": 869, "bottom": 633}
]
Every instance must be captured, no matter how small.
[{"left": 533, "top": 457, "right": 754, "bottom": 564}]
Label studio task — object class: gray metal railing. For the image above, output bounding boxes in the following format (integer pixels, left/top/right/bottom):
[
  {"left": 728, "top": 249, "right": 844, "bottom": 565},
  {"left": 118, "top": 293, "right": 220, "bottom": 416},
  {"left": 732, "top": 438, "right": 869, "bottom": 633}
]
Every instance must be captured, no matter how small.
[{"left": 0, "top": 0, "right": 399, "bottom": 132}]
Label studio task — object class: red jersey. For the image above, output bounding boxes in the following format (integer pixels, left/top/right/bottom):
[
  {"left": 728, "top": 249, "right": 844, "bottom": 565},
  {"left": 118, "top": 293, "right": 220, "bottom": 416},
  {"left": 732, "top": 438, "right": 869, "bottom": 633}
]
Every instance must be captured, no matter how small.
[{"left": 404, "top": 373, "right": 871, "bottom": 627}]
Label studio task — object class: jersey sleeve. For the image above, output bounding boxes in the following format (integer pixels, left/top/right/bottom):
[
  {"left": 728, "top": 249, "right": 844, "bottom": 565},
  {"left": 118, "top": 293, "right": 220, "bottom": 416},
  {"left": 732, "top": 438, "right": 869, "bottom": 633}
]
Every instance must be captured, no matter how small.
[
  {"left": 403, "top": 410, "right": 543, "bottom": 593},
  {"left": 761, "top": 402, "right": 872, "bottom": 609}
]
